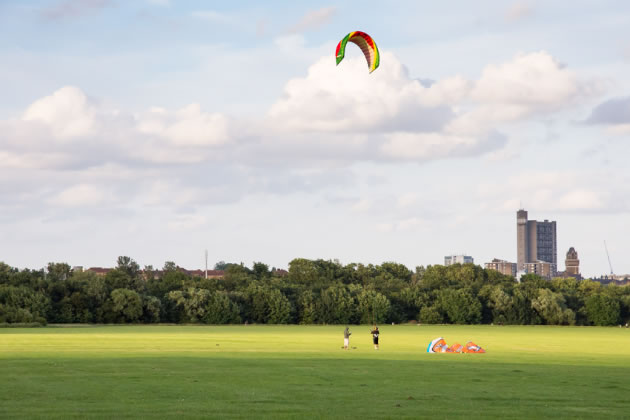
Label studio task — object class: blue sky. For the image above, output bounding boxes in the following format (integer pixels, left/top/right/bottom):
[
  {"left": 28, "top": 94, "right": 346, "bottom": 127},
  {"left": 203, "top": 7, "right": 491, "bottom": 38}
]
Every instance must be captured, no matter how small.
[{"left": 1, "top": 0, "right": 629, "bottom": 276}]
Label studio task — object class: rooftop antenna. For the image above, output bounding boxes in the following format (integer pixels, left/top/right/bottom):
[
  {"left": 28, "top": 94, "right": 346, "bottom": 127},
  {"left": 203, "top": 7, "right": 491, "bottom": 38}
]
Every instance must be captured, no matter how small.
[
  {"left": 604, "top": 240, "right": 613, "bottom": 275},
  {"left": 205, "top": 249, "right": 208, "bottom": 279}
]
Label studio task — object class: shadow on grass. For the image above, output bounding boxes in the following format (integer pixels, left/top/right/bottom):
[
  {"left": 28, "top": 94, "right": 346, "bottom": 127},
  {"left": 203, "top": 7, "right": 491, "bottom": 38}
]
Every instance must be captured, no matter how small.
[{"left": 1, "top": 356, "right": 629, "bottom": 419}]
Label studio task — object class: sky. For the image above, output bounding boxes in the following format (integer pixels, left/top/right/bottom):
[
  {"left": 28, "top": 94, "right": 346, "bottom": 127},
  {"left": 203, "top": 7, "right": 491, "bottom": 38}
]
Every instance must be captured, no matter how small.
[{"left": 1, "top": 0, "right": 629, "bottom": 277}]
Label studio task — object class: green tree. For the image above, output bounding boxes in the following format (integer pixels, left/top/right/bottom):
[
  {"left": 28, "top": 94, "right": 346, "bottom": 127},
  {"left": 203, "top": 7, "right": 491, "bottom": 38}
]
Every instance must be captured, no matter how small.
[
  {"left": 486, "top": 285, "right": 516, "bottom": 324},
  {"left": 252, "top": 262, "right": 271, "bottom": 281},
  {"left": 267, "top": 289, "right": 291, "bottom": 324},
  {"left": 163, "top": 261, "right": 178, "bottom": 272},
  {"left": 0, "top": 285, "right": 50, "bottom": 324},
  {"left": 142, "top": 296, "right": 162, "bottom": 323},
  {"left": 437, "top": 288, "right": 482, "bottom": 324},
  {"left": 585, "top": 294, "right": 620, "bottom": 326},
  {"left": 531, "top": 289, "right": 575, "bottom": 325},
  {"left": 116, "top": 256, "right": 140, "bottom": 279},
  {"left": 213, "top": 261, "right": 229, "bottom": 270},
  {"left": 109, "top": 288, "right": 142, "bottom": 323},
  {"left": 297, "top": 290, "right": 316, "bottom": 324},
  {"left": 380, "top": 262, "right": 412, "bottom": 283},
  {"left": 104, "top": 270, "right": 133, "bottom": 293},
  {"left": 168, "top": 288, "right": 212, "bottom": 322},
  {"left": 419, "top": 306, "right": 443, "bottom": 324},
  {"left": 288, "top": 258, "right": 319, "bottom": 285},
  {"left": 357, "top": 289, "right": 390, "bottom": 324},
  {"left": 317, "top": 284, "right": 356, "bottom": 324},
  {"left": 203, "top": 292, "right": 241, "bottom": 324},
  {"left": 221, "top": 265, "right": 252, "bottom": 291}
]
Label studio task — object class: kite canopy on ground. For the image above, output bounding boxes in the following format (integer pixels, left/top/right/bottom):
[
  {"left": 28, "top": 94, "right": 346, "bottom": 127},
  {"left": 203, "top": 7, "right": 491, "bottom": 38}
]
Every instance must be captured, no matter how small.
[
  {"left": 462, "top": 341, "right": 485, "bottom": 353},
  {"left": 447, "top": 343, "right": 463, "bottom": 353},
  {"left": 427, "top": 337, "right": 448, "bottom": 353},
  {"left": 427, "top": 338, "right": 485, "bottom": 353},
  {"left": 335, "top": 31, "right": 380, "bottom": 73}
]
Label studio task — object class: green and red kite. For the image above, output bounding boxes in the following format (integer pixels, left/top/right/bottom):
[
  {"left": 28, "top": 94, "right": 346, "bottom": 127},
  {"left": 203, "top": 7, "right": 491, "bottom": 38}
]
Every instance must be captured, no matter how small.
[{"left": 335, "top": 31, "right": 380, "bottom": 73}]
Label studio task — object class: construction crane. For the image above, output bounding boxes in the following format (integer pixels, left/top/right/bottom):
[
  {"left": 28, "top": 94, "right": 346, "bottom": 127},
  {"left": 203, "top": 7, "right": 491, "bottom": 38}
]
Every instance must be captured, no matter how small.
[{"left": 604, "top": 240, "right": 614, "bottom": 275}]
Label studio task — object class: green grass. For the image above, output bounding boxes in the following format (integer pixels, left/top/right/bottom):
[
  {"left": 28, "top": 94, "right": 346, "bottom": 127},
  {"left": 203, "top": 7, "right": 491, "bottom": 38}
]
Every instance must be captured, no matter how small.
[{"left": 1, "top": 325, "right": 629, "bottom": 419}]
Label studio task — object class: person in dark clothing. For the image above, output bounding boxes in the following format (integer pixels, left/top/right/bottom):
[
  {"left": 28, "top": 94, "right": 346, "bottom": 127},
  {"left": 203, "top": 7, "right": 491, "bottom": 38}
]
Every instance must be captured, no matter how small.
[
  {"left": 343, "top": 327, "right": 351, "bottom": 350},
  {"left": 370, "top": 325, "right": 379, "bottom": 350}
]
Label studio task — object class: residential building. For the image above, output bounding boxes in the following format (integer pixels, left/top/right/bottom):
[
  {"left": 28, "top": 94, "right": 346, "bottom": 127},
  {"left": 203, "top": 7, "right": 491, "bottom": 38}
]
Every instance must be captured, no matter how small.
[
  {"left": 484, "top": 259, "right": 517, "bottom": 277},
  {"left": 86, "top": 267, "right": 225, "bottom": 279},
  {"left": 444, "top": 255, "right": 474, "bottom": 266},
  {"left": 516, "top": 209, "right": 557, "bottom": 275},
  {"left": 591, "top": 275, "right": 630, "bottom": 286},
  {"left": 523, "top": 261, "right": 556, "bottom": 280}
]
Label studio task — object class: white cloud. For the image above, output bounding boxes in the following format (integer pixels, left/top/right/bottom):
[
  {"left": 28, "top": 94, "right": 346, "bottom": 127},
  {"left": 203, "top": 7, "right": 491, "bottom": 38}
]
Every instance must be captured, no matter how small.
[
  {"left": 471, "top": 52, "right": 582, "bottom": 108},
  {"left": 167, "top": 214, "right": 207, "bottom": 231},
  {"left": 397, "top": 193, "right": 418, "bottom": 208},
  {"left": 375, "top": 217, "right": 426, "bottom": 233},
  {"left": 396, "top": 217, "right": 423, "bottom": 231},
  {"left": 375, "top": 223, "right": 393, "bottom": 233},
  {"left": 49, "top": 184, "right": 106, "bottom": 207},
  {"left": 447, "top": 51, "right": 597, "bottom": 136},
  {"left": 4, "top": 86, "right": 233, "bottom": 170},
  {"left": 9, "top": 51, "right": 593, "bottom": 174},
  {"left": 137, "top": 104, "right": 230, "bottom": 147},
  {"left": 506, "top": 1, "right": 534, "bottom": 22},
  {"left": 23, "top": 86, "right": 97, "bottom": 140},
  {"left": 381, "top": 132, "right": 503, "bottom": 161},
  {"left": 0, "top": 48, "right": 608, "bottom": 235},
  {"left": 41, "top": 0, "right": 113, "bottom": 20},
  {"left": 268, "top": 52, "right": 449, "bottom": 133},
  {"left": 554, "top": 189, "right": 606, "bottom": 211},
  {"left": 0, "top": 150, "right": 72, "bottom": 169},
  {"left": 352, "top": 199, "right": 372, "bottom": 212},
  {"left": 287, "top": 7, "right": 336, "bottom": 33},
  {"left": 266, "top": 50, "right": 594, "bottom": 164},
  {"left": 486, "top": 171, "right": 626, "bottom": 213}
]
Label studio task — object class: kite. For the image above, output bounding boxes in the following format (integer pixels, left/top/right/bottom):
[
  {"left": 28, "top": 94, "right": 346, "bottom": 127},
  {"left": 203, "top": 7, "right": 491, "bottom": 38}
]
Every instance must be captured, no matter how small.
[
  {"left": 335, "top": 31, "right": 380, "bottom": 73},
  {"left": 427, "top": 337, "right": 485, "bottom": 353},
  {"left": 462, "top": 341, "right": 485, "bottom": 354},
  {"left": 427, "top": 337, "right": 448, "bottom": 353}
]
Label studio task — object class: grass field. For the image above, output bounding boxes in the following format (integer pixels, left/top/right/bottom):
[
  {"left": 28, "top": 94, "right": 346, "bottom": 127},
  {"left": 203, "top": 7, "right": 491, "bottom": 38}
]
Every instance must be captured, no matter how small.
[{"left": 1, "top": 324, "right": 629, "bottom": 419}]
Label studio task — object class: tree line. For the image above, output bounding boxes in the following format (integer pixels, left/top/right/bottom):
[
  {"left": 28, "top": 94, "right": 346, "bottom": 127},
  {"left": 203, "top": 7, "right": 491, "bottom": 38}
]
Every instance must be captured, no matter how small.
[{"left": 1, "top": 257, "right": 628, "bottom": 326}]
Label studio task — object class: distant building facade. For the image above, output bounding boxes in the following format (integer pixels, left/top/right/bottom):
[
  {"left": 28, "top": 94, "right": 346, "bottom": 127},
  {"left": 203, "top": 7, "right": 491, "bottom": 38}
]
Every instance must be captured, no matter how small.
[
  {"left": 484, "top": 259, "right": 517, "bottom": 277},
  {"left": 86, "top": 267, "right": 225, "bottom": 279},
  {"left": 591, "top": 275, "right": 630, "bottom": 286},
  {"left": 444, "top": 255, "right": 474, "bottom": 266},
  {"left": 516, "top": 209, "right": 557, "bottom": 276},
  {"left": 564, "top": 247, "right": 580, "bottom": 276},
  {"left": 523, "top": 261, "right": 555, "bottom": 279},
  {"left": 556, "top": 247, "right": 582, "bottom": 279}
]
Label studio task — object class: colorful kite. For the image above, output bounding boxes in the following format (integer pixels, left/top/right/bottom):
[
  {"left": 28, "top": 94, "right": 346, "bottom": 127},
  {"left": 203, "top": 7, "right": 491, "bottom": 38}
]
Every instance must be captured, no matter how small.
[
  {"left": 427, "top": 338, "right": 485, "bottom": 353},
  {"left": 427, "top": 337, "right": 448, "bottom": 353},
  {"left": 462, "top": 341, "right": 485, "bottom": 354},
  {"left": 447, "top": 343, "right": 463, "bottom": 353},
  {"left": 335, "top": 31, "right": 380, "bottom": 73}
]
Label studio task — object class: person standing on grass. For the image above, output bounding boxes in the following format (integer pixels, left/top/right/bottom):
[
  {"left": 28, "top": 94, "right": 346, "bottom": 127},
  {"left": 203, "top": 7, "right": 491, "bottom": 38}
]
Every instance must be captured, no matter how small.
[
  {"left": 343, "top": 327, "right": 352, "bottom": 350},
  {"left": 370, "top": 325, "right": 379, "bottom": 350}
]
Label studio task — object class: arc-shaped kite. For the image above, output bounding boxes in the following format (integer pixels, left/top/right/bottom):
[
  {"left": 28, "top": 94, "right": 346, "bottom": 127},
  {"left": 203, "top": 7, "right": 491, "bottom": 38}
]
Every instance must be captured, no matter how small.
[{"left": 335, "top": 31, "right": 380, "bottom": 73}]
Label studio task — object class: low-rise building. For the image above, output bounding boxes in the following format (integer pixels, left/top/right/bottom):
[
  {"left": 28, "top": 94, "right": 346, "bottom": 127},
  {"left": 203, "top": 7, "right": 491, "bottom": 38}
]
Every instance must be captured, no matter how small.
[
  {"left": 484, "top": 259, "right": 517, "bottom": 277},
  {"left": 523, "top": 261, "right": 556, "bottom": 280},
  {"left": 591, "top": 275, "right": 630, "bottom": 286},
  {"left": 444, "top": 255, "right": 474, "bottom": 266},
  {"left": 86, "top": 267, "right": 225, "bottom": 279}
]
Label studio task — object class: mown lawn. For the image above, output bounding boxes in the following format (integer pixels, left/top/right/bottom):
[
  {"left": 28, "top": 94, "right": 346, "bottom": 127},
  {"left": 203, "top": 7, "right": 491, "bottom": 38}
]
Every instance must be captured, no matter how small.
[{"left": 1, "top": 325, "right": 629, "bottom": 419}]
